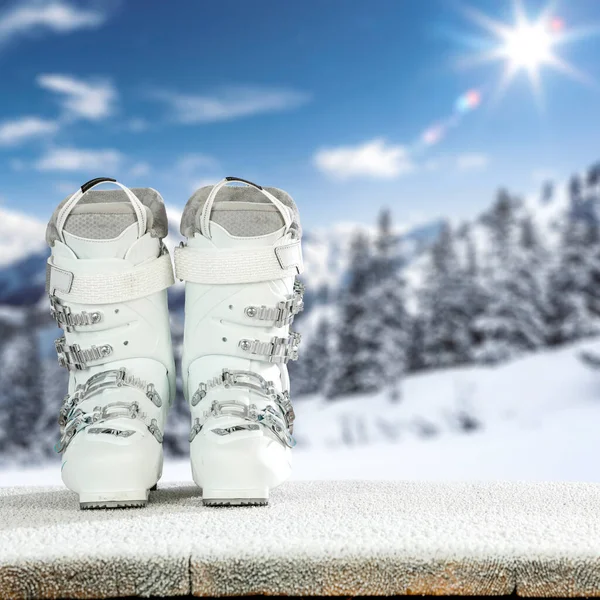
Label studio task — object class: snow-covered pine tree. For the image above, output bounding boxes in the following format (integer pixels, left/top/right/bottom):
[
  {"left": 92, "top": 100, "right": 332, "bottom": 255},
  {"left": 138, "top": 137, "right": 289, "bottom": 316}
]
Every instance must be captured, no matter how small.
[
  {"left": 459, "top": 222, "right": 488, "bottom": 351},
  {"left": 325, "top": 231, "right": 382, "bottom": 399},
  {"left": 290, "top": 316, "right": 332, "bottom": 396},
  {"left": 37, "top": 358, "right": 68, "bottom": 458},
  {"left": 372, "top": 208, "right": 396, "bottom": 279},
  {"left": 581, "top": 176, "right": 600, "bottom": 321},
  {"left": 419, "top": 221, "right": 474, "bottom": 368},
  {"left": 406, "top": 315, "right": 427, "bottom": 373},
  {"left": 586, "top": 162, "right": 600, "bottom": 194},
  {"left": 569, "top": 174, "right": 583, "bottom": 207},
  {"left": 361, "top": 208, "right": 410, "bottom": 400},
  {"left": 546, "top": 186, "right": 599, "bottom": 345},
  {"left": 541, "top": 180, "right": 554, "bottom": 204},
  {"left": 363, "top": 275, "right": 410, "bottom": 401},
  {"left": 474, "top": 195, "right": 548, "bottom": 363},
  {"left": 2, "top": 313, "right": 43, "bottom": 459}
]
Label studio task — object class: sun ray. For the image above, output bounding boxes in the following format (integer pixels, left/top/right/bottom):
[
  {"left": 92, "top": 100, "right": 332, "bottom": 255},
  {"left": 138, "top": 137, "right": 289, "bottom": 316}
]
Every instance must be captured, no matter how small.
[
  {"left": 555, "top": 25, "right": 600, "bottom": 46},
  {"left": 488, "top": 62, "right": 519, "bottom": 109},
  {"left": 538, "top": 0, "right": 560, "bottom": 25},
  {"left": 545, "top": 54, "right": 598, "bottom": 89},
  {"left": 527, "top": 65, "right": 546, "bottom": 112},
  {"left": 454, "top": 47, "right": 507, "bottom": 70},
  {"left": 460, "top": 4, "right": 513, "bottom": 40},
  {"left": 513, "top": 0, "right": 528, "bottom": 28}
]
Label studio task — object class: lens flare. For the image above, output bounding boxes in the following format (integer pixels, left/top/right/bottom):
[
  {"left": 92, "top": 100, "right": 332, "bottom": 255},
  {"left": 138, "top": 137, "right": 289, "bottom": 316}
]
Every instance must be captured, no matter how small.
[
  {"left": 550, "top": 17, "right": 564, "bottom": 33},
  {"left": 422, "top": 125, "right": 444, "bottom": 145},
  {"left": 455, "top": 89, "right": 482, "bottom": 113},
  {"left": 418, "top": 88, "right": 482, "bottom": 149}
]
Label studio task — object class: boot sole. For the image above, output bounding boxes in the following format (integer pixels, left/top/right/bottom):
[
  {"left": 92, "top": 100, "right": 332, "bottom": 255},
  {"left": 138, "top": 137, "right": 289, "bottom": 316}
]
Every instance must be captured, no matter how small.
[
  {"left": 203, "top": 497, "right": 268, "bottom": 507},
  {"left": 78, "top": 487, "right": 155, "bottom": 510},
  {"left": 80, "top": 499, "right": 147, "bottom": 510},
  {"left": 202, "top": 486, "right": 269, "bottom": 507}
]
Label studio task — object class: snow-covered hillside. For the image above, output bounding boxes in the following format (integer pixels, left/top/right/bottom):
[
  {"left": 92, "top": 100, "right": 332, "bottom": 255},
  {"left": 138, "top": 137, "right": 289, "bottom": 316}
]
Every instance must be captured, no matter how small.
[
  {"left": 292, "top": 338, "right": 600, "bottom": 478},
  {"left": 2, "top": 338, "right": 599, "bottom": 486},
  {"left": 0, "top": 206, "right": 46, "bottom": 266}
]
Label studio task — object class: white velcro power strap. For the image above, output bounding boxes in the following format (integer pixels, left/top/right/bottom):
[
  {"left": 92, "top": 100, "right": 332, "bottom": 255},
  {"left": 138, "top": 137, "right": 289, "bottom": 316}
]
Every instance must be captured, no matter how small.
[
  {"left": 174, "top": 241, "right": 303, "bottom": 284},
  {"left": 47, "top": 252, "right": 175, "bottom": 304}
]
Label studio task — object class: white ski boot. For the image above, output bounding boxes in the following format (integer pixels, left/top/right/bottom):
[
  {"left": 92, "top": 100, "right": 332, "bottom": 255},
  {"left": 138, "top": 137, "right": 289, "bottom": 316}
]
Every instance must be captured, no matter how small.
[
  {"left": 175, "top": 177, "right": 303, "bottom": 506},
  {"left": 46, "top": 178, "right": 176, "bottom": 509}
]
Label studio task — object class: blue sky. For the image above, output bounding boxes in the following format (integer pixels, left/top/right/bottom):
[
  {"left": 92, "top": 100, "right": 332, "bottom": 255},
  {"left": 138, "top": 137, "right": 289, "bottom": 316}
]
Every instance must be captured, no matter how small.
[{"left": 1, "top": 0, "right": 600, "bottom": 230}]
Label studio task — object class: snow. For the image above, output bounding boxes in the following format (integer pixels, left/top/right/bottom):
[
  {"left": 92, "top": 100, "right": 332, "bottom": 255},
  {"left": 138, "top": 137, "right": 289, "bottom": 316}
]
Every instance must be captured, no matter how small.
[
  {"left": 2, "top": 338, "right": 599, "bottom": 488},
  {"left": 290, "top": 338, "right": 600, "bottom": 481},
  {"left": 2, "top": 480, "right": 600, "bottom": 597},
  {"left": 0, "top": 206, "right": 46, "bottom": 266}
]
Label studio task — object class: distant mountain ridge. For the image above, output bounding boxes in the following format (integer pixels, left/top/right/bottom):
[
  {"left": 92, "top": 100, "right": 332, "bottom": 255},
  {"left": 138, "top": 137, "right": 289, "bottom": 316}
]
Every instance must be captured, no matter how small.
[{"left": 0, "top": 177, "right": 583, "bottom": 311}]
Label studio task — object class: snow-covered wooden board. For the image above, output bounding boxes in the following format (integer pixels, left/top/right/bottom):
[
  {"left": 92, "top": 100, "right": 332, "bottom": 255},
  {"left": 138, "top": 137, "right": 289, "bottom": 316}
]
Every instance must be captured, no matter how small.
[{"left": 1, "top": 481, "right": 599, "bottom": 598}]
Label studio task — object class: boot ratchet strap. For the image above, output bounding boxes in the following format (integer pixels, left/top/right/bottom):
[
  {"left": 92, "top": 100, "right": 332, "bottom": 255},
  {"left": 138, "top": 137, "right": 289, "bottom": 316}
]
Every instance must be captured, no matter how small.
[
  {"left": 245, "top": 280, "right": 304, "bottom": 327},
  {"left": 238, "top": 332, "right": 301, "bottom": 364},
  {"left": 55, "top": 337, "right": 113, "bottom": 371},
  {"left": 50, "top": 296, "right": 102, "bottom": 332},
  {"left": 56, "top": 369, "right": 164, "bottom": 453},
  {"left": 189, "top": 397, "right": 294, "bottom": 448},
  {"left": 58, "top": 367, "right": 162, "bottom": 429}
]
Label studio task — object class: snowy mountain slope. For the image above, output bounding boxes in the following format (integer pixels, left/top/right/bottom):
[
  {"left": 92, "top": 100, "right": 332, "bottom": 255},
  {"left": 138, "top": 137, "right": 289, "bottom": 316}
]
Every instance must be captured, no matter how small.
[
  {"left": 0, "top": 206, "right": 46, "bottom": 266},
  {"left": 0, "top": 249, "right": 49, "bottom": 305},
  {"left": 289, "top": 338, "right": 600, "bottom": 480}
]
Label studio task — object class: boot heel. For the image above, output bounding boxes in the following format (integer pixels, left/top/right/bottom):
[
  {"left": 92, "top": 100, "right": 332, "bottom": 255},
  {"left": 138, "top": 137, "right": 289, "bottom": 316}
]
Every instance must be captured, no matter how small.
[
  {"left": 202, "top": 487, "right": 269, "bottom": 507},
  {"left": 79, "top": 489, "right": 150, "bottom": 509}
]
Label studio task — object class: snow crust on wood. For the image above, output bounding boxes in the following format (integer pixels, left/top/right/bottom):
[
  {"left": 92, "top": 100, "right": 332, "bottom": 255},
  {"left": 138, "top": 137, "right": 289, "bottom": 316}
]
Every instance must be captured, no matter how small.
[{"left": 1, "top": 481, "right": 600, "bottom": 598}]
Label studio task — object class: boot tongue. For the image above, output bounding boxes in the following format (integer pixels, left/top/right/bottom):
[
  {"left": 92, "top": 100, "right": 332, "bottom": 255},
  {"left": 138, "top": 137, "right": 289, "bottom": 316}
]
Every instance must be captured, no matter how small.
[{"left": 62, "top": 202, "right": 145, "bottom": 259}]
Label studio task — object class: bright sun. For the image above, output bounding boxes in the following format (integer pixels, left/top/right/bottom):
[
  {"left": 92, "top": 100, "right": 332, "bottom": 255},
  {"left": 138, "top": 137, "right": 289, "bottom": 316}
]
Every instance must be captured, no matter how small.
[
  {"left": 461, "top": 1, "right": 593, "bottom": 103},
  {"left": 501, "top": 22, "right": 554, "bottom": 70}
]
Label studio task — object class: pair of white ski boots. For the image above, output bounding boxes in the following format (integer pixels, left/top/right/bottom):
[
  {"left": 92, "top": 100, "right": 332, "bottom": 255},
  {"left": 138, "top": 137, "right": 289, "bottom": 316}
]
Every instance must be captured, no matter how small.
[{"left": 46, "top": 176, "right": 303, "bottom": 508}]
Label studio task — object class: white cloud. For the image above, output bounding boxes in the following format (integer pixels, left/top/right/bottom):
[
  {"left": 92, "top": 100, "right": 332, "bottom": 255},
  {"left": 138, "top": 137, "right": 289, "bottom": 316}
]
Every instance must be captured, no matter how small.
[
  {"left": 456, "top": 153, "right": 489, "bottom": 171},
  {"left": 54, "top": 180, "right": 78, "bottom": 194},
  {"left": 0, "top": 116, "right": 58, "bottom": 146},
  {"left": 155, "top": 86, "right": 310, "bottom": 124},
  {"left": 175, "top": 153, "right": 219, "bottom": 174},
  {"left": 37, "top": 74, "right": 117, "bottom": 121},
  {"left": 0, "top": 1, "right": 105, "bottom": 47},
  {"left": 172, "top": 154, "right": 221, "bottom": 192},
  {"left": 190, "top": 177, "right": 219, "bottom": 192},
  {"left": 314, "top": 138, "right": 415, "bottom": 180},
  {"left": 35, "top": 147, "right": 123, "bottom": 172},
  {"left": 127, "top": 117, "right": 149, "bottom": 133},
  {"left": 129, "top": 161, "right": 151, "bottom": 178}
]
